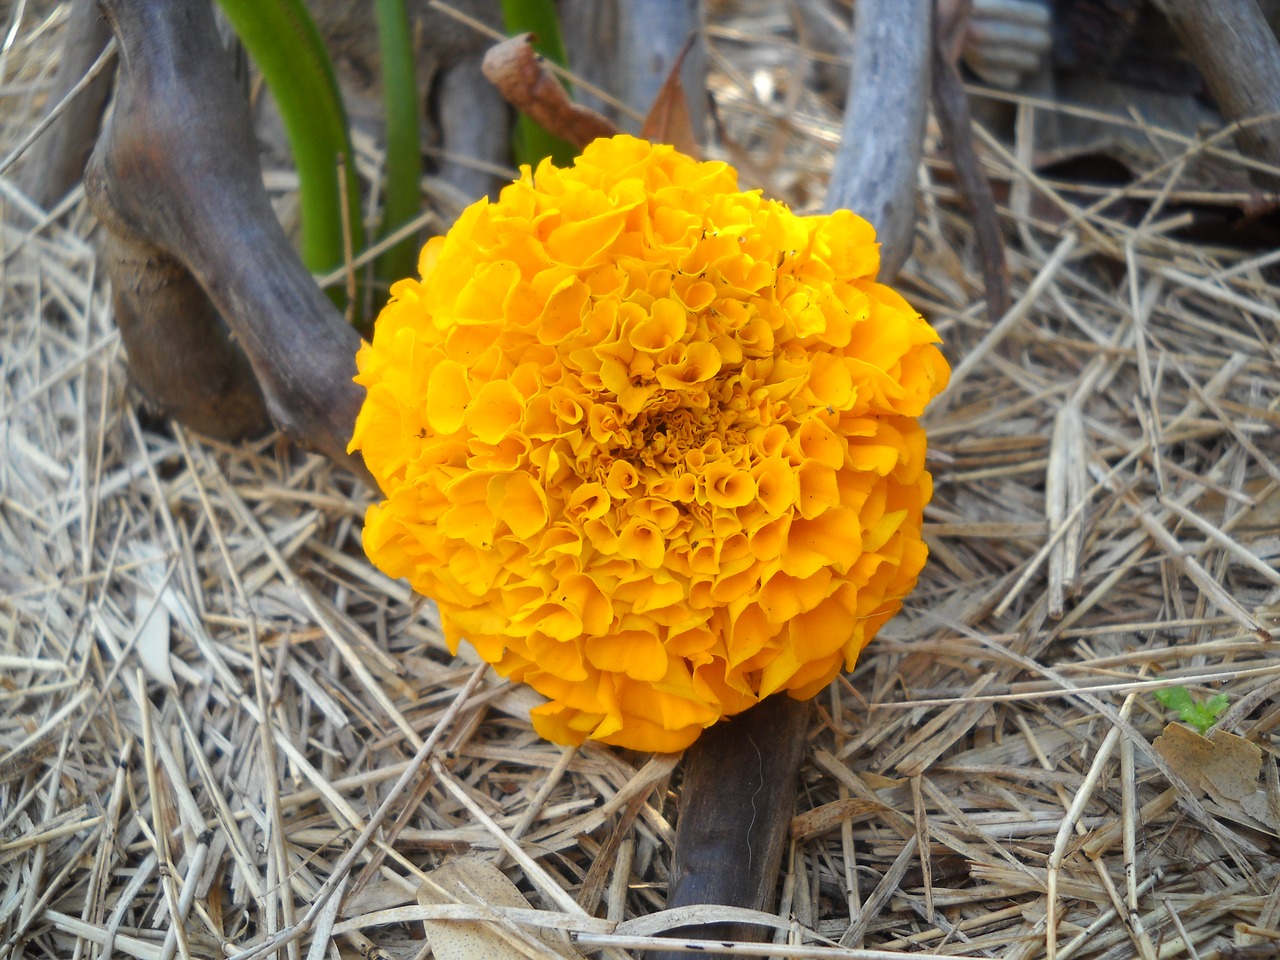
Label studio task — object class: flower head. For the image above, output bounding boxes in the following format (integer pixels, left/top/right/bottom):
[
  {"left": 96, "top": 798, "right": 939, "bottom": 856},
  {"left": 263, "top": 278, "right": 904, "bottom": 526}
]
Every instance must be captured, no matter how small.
[{"left": 351, "top": 135, "right": 949, "bottom": 752}]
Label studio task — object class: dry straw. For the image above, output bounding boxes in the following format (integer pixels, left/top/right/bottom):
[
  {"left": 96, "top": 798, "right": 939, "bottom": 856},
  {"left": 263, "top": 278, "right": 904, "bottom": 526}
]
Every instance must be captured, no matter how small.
[{"left": 2, "top": 2, "right": 1279, "bottom": 959}]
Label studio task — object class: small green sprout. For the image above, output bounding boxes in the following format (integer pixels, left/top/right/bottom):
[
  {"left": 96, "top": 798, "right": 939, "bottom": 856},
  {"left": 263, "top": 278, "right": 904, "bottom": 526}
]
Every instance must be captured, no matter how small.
[{"left": 1155, "top": 686, "right": 1229, "bottom": 735}]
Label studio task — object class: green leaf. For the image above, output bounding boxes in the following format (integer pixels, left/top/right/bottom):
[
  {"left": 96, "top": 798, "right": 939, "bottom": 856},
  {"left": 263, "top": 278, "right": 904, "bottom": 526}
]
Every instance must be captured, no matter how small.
[
  {"left": 374, "top": 0, "right": 422, "bottom": 292},
  {"left": 1203, "top": 693, "right": 1230, "bottom": 716},
  {"left": 499, "top": 0, "right": 578, "bottom": 167},
  {"left": 1155, "top": 685, "right": 1229, "bottom": 735},
  {"left": 1154, "top": 686, "right": 1193, "bottom": 712},
  {"left": 215, "top": 0, "right": 365, "bottom": 315}
]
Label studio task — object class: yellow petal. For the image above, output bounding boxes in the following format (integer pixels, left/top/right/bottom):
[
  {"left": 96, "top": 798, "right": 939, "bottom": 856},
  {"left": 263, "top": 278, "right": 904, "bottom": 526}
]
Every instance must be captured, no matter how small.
[
  {"left": 546, "top": 209, "right": 627, "bottom": 267},
  {"left": 425, "top": 359, "right": 469, "bottom": 435},
  {"left": 759, "top": 567, "right": 833, "bottom": 623},
  {"left": 454, "top": 260, "right": 520, "bottom": 323},
  {"left": 465, "top": 379, "right": 524, "bottom": 444},
  {"left": 585, "top": 629, "right": 668, "bottom": 681},
  {"left": 606, "top": 460, "right": 640, "bottom": 499},
  {"left": 656, "top": 340, "right": 722, "bottom": 389},
  {"left": 788, "top": 593, "right": 858, "bottom": 661},
  {"left": 796, "top": 461, "right": 840, "bottom": 519},
  {"left": 629, "top": 298, "right": 687, "bottom": 352},
  {"left": 752, "top": 457, "right": 798, "bottom": 518},
  {"left": 618, "top": 518, "right": 666, "bottom": 570},
  {"left": 782, "top": 507, "right": 862, "bottom": 578},
  {"left": 797, "top": 416, "right": 845, "bottom": 468},
  {"left": 490, "top": 472, "right": 549, "bottom": 540},
  {"left": 536, "top": 278, "right": 591, "bottom": 345},
  {"left": 526, "top": 630, "right": 589, "bottom": 679}
]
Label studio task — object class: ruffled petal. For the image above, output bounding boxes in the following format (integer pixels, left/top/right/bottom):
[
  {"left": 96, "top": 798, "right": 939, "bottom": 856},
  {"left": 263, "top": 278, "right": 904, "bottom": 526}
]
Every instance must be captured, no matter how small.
[{"left": 351, "top": 134, "right": 949, "bottom": 753}]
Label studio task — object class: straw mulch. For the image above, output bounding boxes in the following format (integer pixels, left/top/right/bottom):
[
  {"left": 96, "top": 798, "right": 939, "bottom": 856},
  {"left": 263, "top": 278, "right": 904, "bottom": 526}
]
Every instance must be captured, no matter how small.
[{"left": 2, "top": 3, "right": 1278, "bottom": 959}]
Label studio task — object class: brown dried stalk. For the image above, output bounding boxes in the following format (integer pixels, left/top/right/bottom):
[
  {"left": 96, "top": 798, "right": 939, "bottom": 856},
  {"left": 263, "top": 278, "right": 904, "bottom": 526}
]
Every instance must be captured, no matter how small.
[{"left": 931, "top": 1, "right": 1011, "bottom": 322}]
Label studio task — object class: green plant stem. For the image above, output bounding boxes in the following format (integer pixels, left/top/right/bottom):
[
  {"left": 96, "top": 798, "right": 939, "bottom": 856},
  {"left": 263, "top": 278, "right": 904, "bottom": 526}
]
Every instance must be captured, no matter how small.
[
  {"left": 215, "top": 0, "right": 364, "bottom": 294},
  {"left": 498, "top": 0, "right": 578, "bottom": 166},
  {"left": 374, "top": 0, "right": 421, "bottom": 288}
]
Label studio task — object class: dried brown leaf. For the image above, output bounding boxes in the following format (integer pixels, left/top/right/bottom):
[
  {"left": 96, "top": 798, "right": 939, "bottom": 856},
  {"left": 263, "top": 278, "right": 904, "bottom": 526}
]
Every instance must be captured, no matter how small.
[
  {"left": 417, "top": 856, "right": 586, "bottom": 960},
  {"left": 481, "top": 35, "right": 618, "bottom": 150},
  {"left": 1154, "top": 722, "right": 1260, "bottom": 802},
  {"left": 638, "top": 35, "right": 702, "bottom": 158}
]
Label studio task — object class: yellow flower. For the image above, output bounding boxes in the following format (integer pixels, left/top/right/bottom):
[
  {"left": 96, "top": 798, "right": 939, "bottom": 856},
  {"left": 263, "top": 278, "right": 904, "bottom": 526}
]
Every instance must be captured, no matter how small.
[{"left": 351, "top": 135, "right": 949, "bottom": 753}]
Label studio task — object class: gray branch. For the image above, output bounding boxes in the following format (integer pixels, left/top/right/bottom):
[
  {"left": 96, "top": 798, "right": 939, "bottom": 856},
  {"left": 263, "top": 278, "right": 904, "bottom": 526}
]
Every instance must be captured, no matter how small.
[
  {"left": 1153, "top": 0, "right": 1280, "bottom": 189},
  {"left": 824, "top": 0, "right": 933, "bottom": 280}
]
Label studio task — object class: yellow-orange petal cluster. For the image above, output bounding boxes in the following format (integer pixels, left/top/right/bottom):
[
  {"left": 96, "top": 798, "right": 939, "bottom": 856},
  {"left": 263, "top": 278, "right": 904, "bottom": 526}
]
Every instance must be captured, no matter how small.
[{"left": 351, "top": 135, "right": 950, "bottom": 752}]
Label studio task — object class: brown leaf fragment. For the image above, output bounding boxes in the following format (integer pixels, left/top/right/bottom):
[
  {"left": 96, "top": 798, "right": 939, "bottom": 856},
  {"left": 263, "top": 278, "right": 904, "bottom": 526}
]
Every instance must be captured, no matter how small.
[
  {"left": 639, "top": 34, "right": 702, "bottom": 158},
  {"left": 481, "top": 34, "right": 619, "bottom": 150},
  {"left": 417, "top": 856, "right": 585, "bottom": 960},
  {"left": 1153, "top": 722, "right": 1275, "bottom": 829}
]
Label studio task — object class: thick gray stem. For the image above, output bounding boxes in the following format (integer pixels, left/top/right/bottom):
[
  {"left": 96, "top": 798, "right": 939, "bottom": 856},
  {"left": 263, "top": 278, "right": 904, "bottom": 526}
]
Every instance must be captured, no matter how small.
[
  {"left": 1153, "top": 0, "right": 1280, "bottom": 189},
  {"left": 86, "top": 0, "right": 370, "bottom": 480},
  {"left": 560, "top": 0, "right": 706, "bottom": 135},
  {"left": 17, "top": 0, "right": 115, "bottom": 208},
  {"left": 824, "top": 0, "right": 932, "bottom": 280}
]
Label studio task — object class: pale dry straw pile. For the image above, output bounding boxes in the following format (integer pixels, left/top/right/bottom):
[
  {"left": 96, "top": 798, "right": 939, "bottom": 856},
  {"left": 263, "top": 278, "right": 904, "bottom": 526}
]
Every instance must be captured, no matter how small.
[{"left": 2, "top": 3, "right": 1279, "bottom": 959}]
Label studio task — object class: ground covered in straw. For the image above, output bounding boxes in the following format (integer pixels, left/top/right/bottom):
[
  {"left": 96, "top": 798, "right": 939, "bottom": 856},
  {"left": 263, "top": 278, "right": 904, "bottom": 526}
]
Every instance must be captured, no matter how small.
[{"left": 2, "top": 3, "right": 1279, "bottom": 959}]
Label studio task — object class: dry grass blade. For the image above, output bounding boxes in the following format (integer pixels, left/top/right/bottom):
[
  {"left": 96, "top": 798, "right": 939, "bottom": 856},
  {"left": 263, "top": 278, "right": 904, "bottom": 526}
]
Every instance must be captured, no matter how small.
[
  {"left": 3, "top": 3, "right": 1280, "bottom": 960},
  {"left": 1045, "top": 404, "right": 1087, "bottom": 618}
]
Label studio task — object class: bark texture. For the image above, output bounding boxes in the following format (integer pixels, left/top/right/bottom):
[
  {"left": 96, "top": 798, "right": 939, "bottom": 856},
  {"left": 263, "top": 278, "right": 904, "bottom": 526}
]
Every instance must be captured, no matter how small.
[
  {"left": 1153, "top": 0, "right": 1280, "bottom": 190},
  {"left": 86, "top": 0, "right": 368, "bottom": 476},
  {"left": 823, "top": 0, "right": 932, "bottom": 280},
  {"left": 652, "top": 695, "right": 813, "bottom": 956}
]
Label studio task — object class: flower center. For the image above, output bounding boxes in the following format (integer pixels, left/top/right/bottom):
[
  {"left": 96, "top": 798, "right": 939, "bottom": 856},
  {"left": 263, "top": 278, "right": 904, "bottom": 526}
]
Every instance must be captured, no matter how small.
[{"left": 621, "top": 387, "right": 749, "bottom": 469}]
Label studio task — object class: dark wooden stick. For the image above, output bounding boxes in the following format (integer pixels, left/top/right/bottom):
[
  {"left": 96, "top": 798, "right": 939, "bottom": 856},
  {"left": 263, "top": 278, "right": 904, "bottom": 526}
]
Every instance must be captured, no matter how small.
[
  {"left": 98, "top": 230, "right": 271, "bottom": 442},
  {"left": 85, "top": 0, "right": 370, "bottom": 479},
  {"left": 1153, "top": 0, "right": 1280, "bottom": 190},
  {"left": 931, "top": 12, "right": 1011, "bottom": 322},
  {"left": 651, "top": 695, "right": 812, "bottom": 956}
]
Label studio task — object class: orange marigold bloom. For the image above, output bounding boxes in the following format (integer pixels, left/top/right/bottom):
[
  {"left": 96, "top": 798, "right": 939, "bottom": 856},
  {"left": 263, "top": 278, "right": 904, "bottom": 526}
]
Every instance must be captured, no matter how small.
[{"left": 351, "top": 135, "right": 950, "bottom": 752}]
